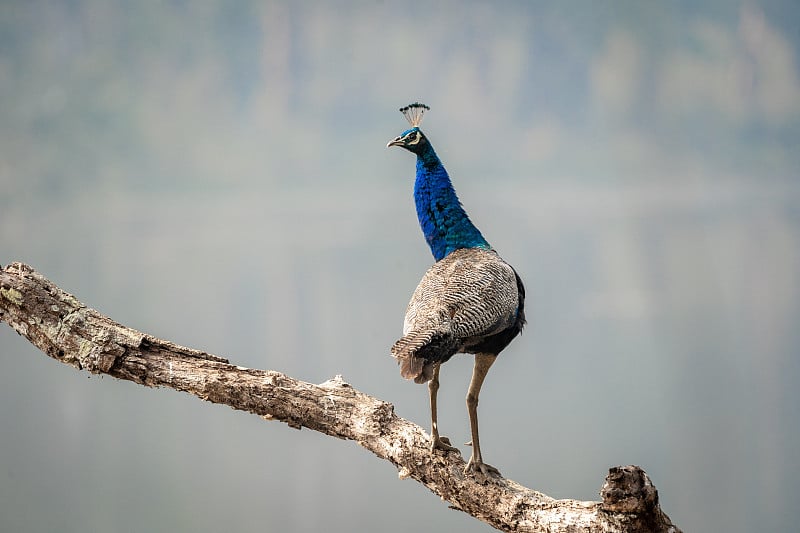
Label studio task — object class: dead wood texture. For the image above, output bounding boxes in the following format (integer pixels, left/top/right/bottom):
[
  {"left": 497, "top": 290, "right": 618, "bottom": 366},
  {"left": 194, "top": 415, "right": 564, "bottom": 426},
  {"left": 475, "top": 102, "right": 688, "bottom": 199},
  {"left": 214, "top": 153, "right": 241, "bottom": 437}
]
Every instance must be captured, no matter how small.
[{"left": 0, "top": 262, "right": 680, "bottom": 533}]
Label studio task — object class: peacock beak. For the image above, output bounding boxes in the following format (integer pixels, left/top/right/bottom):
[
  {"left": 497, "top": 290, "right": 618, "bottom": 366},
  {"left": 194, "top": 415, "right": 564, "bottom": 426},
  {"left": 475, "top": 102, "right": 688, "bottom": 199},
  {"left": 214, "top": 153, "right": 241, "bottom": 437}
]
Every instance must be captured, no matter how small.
[{"left": 387, "top": 136, "right": 404, "bottom": 148}]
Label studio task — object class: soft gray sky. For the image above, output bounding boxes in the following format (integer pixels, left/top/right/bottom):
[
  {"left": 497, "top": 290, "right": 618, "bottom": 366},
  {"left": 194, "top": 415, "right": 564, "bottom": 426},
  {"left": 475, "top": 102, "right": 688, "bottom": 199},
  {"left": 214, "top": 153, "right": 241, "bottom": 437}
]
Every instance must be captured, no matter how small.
[{"left": 1, "top": 2, "right": 799, "bottom": 532}]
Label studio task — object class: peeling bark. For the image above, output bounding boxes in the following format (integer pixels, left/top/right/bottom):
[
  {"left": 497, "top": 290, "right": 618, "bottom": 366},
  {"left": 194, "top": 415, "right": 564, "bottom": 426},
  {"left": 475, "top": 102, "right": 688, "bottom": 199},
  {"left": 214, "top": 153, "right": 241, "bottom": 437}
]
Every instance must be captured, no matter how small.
[{"left": 0, "top": 262, "right": 681, "bottom": 533}]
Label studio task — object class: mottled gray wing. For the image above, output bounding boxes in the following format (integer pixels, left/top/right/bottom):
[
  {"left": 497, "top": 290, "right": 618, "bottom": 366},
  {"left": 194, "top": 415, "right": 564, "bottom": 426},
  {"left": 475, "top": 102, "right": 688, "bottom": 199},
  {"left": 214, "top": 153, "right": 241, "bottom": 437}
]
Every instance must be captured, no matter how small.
[{"left": 402, "top": 248, "right": 519, "bottom": 343}]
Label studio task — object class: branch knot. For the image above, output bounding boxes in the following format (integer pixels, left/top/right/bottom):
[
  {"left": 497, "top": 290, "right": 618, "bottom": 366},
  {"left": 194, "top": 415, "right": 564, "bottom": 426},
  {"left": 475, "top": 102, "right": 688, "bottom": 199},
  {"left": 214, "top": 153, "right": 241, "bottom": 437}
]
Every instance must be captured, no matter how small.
[{"left": 600, "top": 465, "right": 659, "bottom": 513}]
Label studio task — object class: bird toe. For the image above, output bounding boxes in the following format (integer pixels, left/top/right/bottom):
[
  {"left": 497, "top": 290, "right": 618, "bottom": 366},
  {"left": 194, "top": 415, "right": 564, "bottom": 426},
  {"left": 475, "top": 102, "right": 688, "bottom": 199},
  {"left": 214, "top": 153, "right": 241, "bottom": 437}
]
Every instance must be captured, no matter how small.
[
  {"left": 430, "top": 435, "right": 460, "bottom": 454},
  {"left": 464, "top": 457, "right": 501, "bottom": 478}
]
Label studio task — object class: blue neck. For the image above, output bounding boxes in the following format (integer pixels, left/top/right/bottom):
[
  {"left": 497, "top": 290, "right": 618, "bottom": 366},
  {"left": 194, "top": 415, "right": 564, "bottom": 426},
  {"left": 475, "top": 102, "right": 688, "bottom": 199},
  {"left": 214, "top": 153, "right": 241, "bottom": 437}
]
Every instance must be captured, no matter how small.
[{"left": 413, "top": 143, "right": 491, "bottom": 261}]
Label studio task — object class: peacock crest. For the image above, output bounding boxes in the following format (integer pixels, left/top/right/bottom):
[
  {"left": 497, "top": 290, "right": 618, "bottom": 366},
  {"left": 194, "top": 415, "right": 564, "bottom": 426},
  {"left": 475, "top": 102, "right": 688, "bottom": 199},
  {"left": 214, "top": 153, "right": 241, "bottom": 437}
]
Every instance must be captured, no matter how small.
[{"left": 399, "top": 102, "right": 430, "bottom": 128}]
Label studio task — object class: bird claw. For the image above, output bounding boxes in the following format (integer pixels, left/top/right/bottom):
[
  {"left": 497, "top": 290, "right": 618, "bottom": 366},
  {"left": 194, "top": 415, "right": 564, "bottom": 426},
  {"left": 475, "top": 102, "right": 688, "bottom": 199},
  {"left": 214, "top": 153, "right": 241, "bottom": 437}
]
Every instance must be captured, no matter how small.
[
  {"left": 430, "top": 435, "right": 460, "bottom": 454},
  {"left": 464, "top": 456, "right": 501, "bottom": 478}
]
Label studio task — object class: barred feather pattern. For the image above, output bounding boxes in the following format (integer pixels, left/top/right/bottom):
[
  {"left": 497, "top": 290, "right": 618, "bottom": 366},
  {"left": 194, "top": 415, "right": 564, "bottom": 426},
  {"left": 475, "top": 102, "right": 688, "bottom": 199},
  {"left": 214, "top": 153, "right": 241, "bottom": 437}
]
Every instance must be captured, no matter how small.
[{"left": 391, "top": 247, "right": 521, "bottom": 384}]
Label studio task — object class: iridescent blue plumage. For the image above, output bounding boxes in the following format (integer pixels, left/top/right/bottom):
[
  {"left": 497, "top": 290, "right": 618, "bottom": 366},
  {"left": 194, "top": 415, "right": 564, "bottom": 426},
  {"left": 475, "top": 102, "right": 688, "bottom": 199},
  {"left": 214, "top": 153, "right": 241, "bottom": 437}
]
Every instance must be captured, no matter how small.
[{"left": 411, "top": 131, "right": 491, "bottom": 261}]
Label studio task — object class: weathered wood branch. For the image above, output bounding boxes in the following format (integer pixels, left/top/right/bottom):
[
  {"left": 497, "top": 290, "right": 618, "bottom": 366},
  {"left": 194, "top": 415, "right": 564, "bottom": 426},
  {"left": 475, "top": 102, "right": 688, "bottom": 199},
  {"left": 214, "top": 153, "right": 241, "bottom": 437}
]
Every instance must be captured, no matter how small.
[{"left": 0, "top": 262, "right": 680, "bottom": 532}]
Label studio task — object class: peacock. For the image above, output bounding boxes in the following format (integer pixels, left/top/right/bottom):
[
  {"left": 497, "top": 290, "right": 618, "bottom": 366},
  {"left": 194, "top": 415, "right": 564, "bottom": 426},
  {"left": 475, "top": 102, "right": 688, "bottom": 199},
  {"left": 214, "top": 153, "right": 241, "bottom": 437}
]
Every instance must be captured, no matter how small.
[{"left": 387, "top": 103, "right": 526, "bottom": 476}]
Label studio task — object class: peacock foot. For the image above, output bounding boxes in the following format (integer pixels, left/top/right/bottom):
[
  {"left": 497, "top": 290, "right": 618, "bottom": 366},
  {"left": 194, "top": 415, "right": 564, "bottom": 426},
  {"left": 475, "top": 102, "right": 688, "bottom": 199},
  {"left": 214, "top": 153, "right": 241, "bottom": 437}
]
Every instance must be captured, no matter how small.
[
  {"left": 430, "top": 434, "right": 460, "bottom": 454},
  {"left": 464, "top": 455, "right": 501, "bottom": 477}
]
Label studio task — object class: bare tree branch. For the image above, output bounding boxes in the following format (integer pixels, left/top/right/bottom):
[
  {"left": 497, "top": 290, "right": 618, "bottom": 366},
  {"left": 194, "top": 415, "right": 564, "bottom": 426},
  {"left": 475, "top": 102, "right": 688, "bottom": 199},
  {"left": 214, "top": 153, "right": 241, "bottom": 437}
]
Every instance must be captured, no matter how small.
[{"left": 0, "top": 262, "right": 680, "bottom": 532}]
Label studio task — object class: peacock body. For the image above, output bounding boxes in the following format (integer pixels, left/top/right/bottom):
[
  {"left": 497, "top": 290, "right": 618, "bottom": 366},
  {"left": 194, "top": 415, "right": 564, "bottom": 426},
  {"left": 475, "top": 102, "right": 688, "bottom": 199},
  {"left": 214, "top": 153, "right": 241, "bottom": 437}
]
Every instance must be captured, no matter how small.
[
  {"left": 387, "top": 103, "right": 525, "bottom": 476},
  {"left": 393, "top": 247, "right": 523, "bottom": 384}
]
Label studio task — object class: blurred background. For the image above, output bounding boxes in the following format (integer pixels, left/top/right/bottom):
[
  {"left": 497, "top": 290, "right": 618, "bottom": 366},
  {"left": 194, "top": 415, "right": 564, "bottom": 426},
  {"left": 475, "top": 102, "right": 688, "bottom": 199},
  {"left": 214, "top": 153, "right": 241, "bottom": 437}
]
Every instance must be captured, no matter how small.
[{"left": 1, "top": 1, "right": 798, "bottom": 531}]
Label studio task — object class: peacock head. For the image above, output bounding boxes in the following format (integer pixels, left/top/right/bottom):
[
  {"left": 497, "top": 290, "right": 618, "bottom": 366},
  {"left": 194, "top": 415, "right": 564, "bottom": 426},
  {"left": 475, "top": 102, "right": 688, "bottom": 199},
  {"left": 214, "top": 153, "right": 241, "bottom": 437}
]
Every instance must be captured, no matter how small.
[{"left": 387, "top": 102, "right": 430, "bottom": 154}]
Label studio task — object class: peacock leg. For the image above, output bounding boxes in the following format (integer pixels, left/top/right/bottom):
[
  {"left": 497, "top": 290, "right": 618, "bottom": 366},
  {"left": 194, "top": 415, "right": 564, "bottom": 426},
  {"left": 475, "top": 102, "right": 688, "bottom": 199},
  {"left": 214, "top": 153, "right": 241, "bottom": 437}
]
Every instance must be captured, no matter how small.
[
  {"left": 464, "top": 353, "right": 500, "bottom": 476},
  {"left": 429, "top": 364, "right": 459, "bottom": 453}
]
